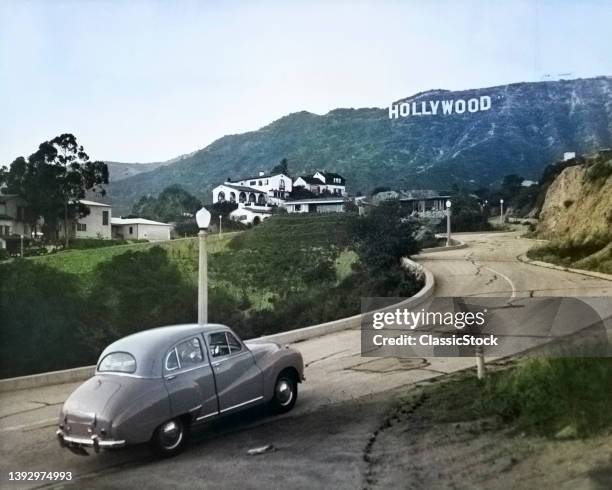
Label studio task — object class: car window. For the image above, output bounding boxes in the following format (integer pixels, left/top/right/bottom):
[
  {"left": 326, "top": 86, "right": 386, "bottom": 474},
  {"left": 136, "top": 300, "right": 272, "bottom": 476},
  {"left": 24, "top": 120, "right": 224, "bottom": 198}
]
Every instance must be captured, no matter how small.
[
  {"left": 226, "top": 333, "right": 242, "bottom": 354},
  {"left": 98, "top": 352, "right": 137, "bottom": 373},
  {"left": 209, "top": 332, "right": 230, "bottom": 358},
  {"left": 177, "top": 337, "right": 204, "bottom": 366},
  {"left": 165, "top": 349, "right": 179, "bottom": 371}
]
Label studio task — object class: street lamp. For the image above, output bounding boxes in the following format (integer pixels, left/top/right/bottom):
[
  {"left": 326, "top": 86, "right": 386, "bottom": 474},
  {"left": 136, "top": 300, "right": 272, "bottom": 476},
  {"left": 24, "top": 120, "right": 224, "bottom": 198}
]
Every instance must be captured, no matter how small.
[
  {"left": 219, "top": 215, "right": 223, "bottom": 235},
  {"left": 445, "top": 200, "right": 452, "bottom": 247},
  {"left": 196, "top": 207, "right": 211, "bottom": 325},
  {"left": 499, "top": 199, "right": 504, "bottom": 224}
]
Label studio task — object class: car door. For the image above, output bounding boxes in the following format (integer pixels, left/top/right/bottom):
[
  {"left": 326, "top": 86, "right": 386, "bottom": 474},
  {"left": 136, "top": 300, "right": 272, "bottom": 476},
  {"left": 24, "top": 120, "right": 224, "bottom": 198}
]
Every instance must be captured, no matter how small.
[
  {"left": 163, "top": 336, "right": 219, "bottom": 422},
  {"left": 206, "top": 330, "right": 264, "bottom": 413}
]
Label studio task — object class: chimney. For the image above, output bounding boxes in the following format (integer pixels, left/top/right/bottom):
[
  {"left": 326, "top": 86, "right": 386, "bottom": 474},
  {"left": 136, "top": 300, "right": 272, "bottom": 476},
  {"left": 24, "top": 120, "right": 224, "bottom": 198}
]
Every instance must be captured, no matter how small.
[{"left": 259, "top": 171, "right": 265, "bottom": 177}]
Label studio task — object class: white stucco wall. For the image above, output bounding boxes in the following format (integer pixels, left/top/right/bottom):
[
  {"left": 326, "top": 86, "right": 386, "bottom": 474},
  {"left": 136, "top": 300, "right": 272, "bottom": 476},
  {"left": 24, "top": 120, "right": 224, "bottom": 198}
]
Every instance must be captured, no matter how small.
[{"left": 75, "top": 205, "right": 112, "bottom": 239}]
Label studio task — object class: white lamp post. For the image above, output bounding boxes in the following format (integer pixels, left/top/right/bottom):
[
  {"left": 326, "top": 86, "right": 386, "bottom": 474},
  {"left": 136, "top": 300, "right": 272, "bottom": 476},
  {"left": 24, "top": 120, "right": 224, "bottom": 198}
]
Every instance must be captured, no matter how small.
[
  {"left": 196, "top": 207, "right": 211, "bottom": 325},
  {"left": 20, "top": 234, "right": 24, "bottom": 257},
  {"left": 499, "top": 199, "right": 504, "bottom": 224},
  {"left": 219, "top": 215, "right": 223, "bottom": 235},
  {"left": 445, "top": 200, "right": 452, "bottom": 247}
]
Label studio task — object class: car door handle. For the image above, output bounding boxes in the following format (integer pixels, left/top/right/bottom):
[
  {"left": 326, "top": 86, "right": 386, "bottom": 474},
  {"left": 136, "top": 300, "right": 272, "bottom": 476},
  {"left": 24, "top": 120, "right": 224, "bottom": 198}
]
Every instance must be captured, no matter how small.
[{"left": 165, "top": 374, "right": 177, "bottom": 380}]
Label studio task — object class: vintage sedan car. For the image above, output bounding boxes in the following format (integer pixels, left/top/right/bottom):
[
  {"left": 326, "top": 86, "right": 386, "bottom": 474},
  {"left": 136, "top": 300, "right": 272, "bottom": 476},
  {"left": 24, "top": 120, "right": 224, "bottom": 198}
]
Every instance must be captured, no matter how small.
[{"left": 57, "top": 323, "right": 304, "bottom": 457}]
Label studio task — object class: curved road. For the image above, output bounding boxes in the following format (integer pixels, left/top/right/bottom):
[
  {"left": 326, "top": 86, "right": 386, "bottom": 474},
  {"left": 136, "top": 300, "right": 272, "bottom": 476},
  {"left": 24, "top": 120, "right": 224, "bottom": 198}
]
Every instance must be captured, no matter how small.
[{"left": 1, "top": 230, "right": 610, "bottom": 489}]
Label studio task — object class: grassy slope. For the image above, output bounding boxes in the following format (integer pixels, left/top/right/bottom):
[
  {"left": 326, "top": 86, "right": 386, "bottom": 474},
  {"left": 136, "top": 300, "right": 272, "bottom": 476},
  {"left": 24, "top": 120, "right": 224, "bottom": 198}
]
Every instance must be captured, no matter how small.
[{"left": 29, "top": 233, "right": 237, "bottom": 277}]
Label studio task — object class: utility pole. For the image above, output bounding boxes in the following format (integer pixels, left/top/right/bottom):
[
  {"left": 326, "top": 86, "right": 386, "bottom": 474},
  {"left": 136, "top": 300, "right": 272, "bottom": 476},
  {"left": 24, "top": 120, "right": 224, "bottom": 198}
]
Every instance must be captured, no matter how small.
[{"left": 445, "top": 200, "right": 452, "bottom": 247}]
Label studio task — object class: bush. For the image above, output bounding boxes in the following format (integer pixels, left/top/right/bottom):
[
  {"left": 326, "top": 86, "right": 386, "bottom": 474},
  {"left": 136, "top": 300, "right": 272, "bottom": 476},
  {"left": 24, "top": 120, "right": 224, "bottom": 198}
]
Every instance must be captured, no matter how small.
[
  {"left": 486, "top": 358, "right": 612, "bottom": 436},
  {"left": 80, "top": 247, "right": 197, "bottom": 353},
  {"left": 0, "top": 261, "right": 90, "bottom": 377},
  {"left": 68, "top": 238, "right": 127, "bottom": 250}
]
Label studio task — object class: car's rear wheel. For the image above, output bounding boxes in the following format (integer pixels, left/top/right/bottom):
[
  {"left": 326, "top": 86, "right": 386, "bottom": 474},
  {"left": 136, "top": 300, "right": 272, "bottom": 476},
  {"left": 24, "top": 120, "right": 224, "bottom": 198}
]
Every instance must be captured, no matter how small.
[
  {"left": 150, "top": 417, "right": 187, "bottom": 457},
  {"left": 271, "top": 371, "right": 298, "bottom": 413}
]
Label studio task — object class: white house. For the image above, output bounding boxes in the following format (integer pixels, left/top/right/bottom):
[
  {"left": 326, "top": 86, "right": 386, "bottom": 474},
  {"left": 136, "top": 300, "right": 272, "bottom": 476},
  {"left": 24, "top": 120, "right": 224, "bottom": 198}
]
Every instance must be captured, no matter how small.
[
  {"left": 0, "top": 194, "right": 31, "bottom": 238},
  {"left": 213, "top": 171, "right": 293, "bottom": 206},
  {"left": 111, "top": 217, "right": 172, "bottom": 241},
  {"left": 229, "top": 204, "right": 273, "bottom": 225},
  {"left": 293, "top": 171, "right": 346, "bottom": 196},
  {"left": 72, "top": 200, "right": 112, "bottom": 239},
  {"left": 284, "top": 197, "right": 345, "bottom": 214}
]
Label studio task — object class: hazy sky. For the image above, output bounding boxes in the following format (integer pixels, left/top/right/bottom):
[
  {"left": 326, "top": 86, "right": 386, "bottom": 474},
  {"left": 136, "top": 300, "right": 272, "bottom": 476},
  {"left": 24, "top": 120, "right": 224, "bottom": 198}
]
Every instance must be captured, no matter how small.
[{"left": 1, "top": 0, "right": 611, "bottom": 164}]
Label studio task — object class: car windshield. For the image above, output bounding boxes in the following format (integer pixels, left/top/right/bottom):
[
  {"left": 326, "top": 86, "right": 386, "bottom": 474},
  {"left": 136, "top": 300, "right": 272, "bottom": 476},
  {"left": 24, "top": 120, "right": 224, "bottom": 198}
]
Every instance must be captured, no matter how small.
[{"left": 98, "top": 352, "right": 137, "bottom": 373}]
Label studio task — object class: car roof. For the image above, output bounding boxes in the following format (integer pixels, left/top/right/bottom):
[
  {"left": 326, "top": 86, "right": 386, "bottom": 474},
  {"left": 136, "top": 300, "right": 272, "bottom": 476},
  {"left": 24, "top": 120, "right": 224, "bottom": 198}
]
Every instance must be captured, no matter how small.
[{"left": 98, "top": 323, "right": 231, "bottom": 377}]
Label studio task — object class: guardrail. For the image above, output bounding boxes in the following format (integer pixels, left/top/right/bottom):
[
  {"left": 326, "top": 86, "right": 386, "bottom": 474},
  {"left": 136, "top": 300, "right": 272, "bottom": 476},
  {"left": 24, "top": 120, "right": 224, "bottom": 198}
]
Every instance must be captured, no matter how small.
[{"left": 0, "top": 257, "right": 436, "bottom": 393}]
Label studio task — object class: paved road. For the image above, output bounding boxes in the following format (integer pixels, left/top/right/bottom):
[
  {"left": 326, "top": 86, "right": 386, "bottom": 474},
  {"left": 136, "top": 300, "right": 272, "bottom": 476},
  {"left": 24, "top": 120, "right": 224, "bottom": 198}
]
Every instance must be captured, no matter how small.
[{"left": 1, "top": 230, "right": 610, "bottom": 489}]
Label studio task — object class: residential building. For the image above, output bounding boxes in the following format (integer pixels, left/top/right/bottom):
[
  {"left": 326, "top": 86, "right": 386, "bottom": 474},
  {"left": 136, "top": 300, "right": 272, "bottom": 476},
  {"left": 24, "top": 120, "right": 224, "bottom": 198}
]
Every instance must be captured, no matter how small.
[
  {"left": 284, "top": 197, "right": 345, "bottom": 214},
  {"left": 212, "top": 171, "right": 293, "bottom": 206},
  {"left": 0, "top": 194, "right": 31, "bottom": 238},
  {"left": 69, "top": 200, "right": 112, "bottom": 239},
  {"left": 293, "top": 171, "right": 346, "bottom": 196},
  {"left": 229, "top": 204, "right": 273, "bottom": 225},
  {"left": 111, "top": 217, "right": 172, "bottom": 241},
  {"left": 372, "top": 190, "right": 450, "bottom": 218}
]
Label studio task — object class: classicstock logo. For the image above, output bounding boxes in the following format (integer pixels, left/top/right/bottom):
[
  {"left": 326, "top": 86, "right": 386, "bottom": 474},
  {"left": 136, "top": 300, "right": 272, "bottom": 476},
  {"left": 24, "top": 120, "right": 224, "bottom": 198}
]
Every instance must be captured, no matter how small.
[{"left": 361, "top": 297, "right": 610, "bottom": 358}]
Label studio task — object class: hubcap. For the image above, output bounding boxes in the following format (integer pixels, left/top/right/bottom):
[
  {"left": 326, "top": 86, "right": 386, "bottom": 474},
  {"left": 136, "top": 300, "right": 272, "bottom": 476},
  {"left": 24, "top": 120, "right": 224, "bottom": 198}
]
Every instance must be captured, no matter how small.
[
  {"left": 159, "top": 420, "right": 183, "bottom": 450},
  {"left": 276, "top": 379, "right": 293, "bottom": 406}
]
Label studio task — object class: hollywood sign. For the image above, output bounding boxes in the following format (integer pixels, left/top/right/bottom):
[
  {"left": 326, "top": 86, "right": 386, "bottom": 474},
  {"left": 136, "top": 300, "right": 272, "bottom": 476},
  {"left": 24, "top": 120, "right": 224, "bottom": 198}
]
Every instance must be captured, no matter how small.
[{"left": 389, "top": 95, "right": 492, "bottom": 119}]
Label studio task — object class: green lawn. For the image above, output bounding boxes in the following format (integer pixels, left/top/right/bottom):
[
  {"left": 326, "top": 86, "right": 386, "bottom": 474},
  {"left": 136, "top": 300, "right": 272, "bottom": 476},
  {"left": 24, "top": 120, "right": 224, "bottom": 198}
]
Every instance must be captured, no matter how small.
[{"left": 29, "top": 232, "right": 238, "bottom": 277}]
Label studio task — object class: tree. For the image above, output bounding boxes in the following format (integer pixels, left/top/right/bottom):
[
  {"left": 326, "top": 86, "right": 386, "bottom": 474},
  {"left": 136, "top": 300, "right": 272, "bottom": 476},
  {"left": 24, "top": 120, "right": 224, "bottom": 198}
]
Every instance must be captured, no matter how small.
[
  {"left": 132, "top": 185, "right": 201, "bottom": 222},
  {"left": 1, "top": 134, "right": 108, "bottom": 246},
  {"left": 271, "top": 158, "right": 289, "bottom": 175}
]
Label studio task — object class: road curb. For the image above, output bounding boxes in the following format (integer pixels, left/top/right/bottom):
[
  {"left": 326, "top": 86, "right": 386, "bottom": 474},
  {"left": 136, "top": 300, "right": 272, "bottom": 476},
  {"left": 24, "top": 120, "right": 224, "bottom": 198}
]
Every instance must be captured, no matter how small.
[
  {"left": 0, "top": 258, "right": 436, "bottom": 393},
  {"left": 421, "top": 237, "right": 467, "bottom": 253},
  {"left": 517, "top": 254, "right": 612, "bottom": 282},
  {"left": 253, "top": 257, "right": 435, "bottom": 345}
]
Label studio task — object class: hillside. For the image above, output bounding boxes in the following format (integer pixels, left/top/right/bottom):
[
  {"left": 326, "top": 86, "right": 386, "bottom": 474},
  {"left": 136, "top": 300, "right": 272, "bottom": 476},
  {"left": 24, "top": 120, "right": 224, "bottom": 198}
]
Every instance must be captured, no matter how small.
[
  {"left": 105, "top": 151, "right": 198, "bottom": 181},
  {"left": 529, "top": 150, "right": 612, "bottom": 273},
  {"left": 107, "top": 76, "right": 612, "bottom": 213}
]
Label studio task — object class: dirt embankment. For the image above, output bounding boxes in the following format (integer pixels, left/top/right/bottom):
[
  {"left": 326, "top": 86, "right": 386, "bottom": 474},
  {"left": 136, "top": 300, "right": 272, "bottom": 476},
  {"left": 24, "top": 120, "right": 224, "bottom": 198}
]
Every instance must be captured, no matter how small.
[{"left": 536, "top": 152, "right": 612, "bottom": 240}]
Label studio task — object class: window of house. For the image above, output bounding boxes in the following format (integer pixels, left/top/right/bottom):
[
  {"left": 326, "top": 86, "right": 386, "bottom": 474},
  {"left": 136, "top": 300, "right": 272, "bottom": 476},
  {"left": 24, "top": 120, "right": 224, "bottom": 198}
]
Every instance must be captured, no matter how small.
[
  {"left": 265, "top": 180, "right": 269, "bottom": 185},
  {"left": 102, "top": 210, "right": 109, "bottom": 225},
  {"left": 129, "top": 226, "right": 133, "bottom": 234},
  {"left": 2, "top": 225, "right": 10, "bottom": 235},
  {"left": 0, "top": 203, "right": 6, "bottom": 215},
  {"left": 17, "top": 206, "right": 25, "bottom": 221},
  {"left": 77, "top": 223, "right": 87, "bottom": 232},
  {"left": 258, "top": 180, "right": 262, "bottom": 186},
  {"left": 295, "top": 204, "right": 301, "bottom": 211},
  {"left": 250, "top": 181, "right": 256, "bottom": 185}
]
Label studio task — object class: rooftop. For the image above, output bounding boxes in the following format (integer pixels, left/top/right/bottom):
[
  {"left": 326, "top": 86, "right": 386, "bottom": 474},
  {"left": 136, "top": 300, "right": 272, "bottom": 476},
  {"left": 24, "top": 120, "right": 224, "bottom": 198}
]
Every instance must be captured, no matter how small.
[
  {"left": 219, "top": 183, "right": 266, "bottom": 194},
  {"left": 111, "top": 217, "right": 172, "bottom": 226},
  {"left": 78, "top": 199, "right": 111, "bottom": 207}
]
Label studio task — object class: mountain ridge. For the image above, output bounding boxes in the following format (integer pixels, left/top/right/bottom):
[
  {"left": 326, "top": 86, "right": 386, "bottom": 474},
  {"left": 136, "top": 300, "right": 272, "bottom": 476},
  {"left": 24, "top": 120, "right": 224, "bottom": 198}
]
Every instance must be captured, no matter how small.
[{"left": 107, "top": 76, "right": 612, "bottom": 213}]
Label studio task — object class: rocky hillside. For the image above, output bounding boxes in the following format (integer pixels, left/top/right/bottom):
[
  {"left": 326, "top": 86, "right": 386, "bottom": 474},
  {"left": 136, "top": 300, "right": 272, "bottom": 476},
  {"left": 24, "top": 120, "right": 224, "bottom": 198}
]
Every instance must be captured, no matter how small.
[
  {"left": 107, "top": 76, "right": 612, "bottom": 213},
  {"left": 529, "top": 150, "right": 612, "bottom": 274},
  {"left": 536, "top": 150, "right": 612, "bottom": 240}
]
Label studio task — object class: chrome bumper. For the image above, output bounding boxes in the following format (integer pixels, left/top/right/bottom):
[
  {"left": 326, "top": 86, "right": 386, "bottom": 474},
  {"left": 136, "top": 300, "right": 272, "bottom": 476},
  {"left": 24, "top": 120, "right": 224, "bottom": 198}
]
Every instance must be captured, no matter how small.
[{"left": 57, "top": 430, "right": 126, "bottom": 453}]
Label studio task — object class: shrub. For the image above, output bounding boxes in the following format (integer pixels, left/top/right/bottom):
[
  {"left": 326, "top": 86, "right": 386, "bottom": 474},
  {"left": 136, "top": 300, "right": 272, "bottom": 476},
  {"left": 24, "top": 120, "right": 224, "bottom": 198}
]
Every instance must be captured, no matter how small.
[{"left": 486, "top": 358, "right": 612, "bottom": 436}]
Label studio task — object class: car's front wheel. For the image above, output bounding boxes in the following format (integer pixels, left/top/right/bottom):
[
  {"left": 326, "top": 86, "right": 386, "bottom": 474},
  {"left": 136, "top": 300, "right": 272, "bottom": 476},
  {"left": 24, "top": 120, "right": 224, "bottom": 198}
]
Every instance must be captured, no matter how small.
[
  {"left": 271, "top": 371, "right": 298, "bottom": 413},
  {"left": 150, "top": 417, "right": 187, "bottom": 457}
]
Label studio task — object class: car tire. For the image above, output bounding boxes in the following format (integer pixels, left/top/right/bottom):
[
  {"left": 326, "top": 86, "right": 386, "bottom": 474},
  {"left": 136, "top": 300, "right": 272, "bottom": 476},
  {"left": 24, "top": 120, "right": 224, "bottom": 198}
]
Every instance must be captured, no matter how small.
[
  {"left": 271, "top": 371, "right": 298, "bottom": 414},
  {"left": 150, "top": 417, "right": 188, "bottom": 458}
]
